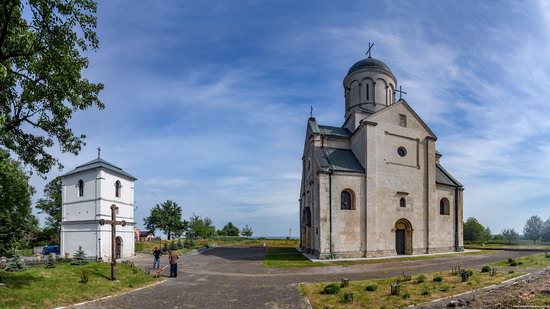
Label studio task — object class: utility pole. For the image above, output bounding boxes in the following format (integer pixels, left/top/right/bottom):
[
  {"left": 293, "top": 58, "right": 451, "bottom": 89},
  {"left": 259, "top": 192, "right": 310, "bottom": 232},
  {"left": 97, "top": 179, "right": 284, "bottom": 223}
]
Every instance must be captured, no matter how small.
[{"left": 99, "top": 204, "right": 126, "bottom": 280}]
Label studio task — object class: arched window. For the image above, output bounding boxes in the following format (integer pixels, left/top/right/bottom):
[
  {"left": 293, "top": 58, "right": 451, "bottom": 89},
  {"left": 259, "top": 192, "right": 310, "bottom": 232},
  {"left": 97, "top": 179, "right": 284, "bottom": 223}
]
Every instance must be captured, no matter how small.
[
  {"left": 115, "top": 180, "right": 121, "bottom": 198},
  {"left": 440, "top": 198, "right": 450, "bottom": 215},
  {"left": 78, "top": 180, "right": 84, "bottom": 197},
  {"left": 341, "top": 190, "right": 355, "bottom": 210},
  {"left": 400, "top": 197, "right": 406, "bottom": 208}
]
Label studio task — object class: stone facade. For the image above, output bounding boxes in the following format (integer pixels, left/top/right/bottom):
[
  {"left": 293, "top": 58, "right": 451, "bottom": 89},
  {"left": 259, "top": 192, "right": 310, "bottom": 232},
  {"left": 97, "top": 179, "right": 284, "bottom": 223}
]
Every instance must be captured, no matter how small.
[{"left": 299, "top": 56, "right": 464, "bottom": 259}]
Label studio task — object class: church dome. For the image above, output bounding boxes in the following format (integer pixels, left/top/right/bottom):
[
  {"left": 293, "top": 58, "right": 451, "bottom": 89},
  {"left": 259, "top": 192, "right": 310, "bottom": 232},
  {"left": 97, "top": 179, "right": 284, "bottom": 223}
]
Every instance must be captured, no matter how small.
[{"left": 347, "top": 57, "right": 393, "bottom": 76}]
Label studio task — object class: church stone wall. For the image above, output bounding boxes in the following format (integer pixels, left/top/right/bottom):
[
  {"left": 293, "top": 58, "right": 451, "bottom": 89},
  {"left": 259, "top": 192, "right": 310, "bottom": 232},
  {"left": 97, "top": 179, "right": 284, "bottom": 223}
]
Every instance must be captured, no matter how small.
[
  {"left": 430, "top": 185, "right": 457, "bottom": 253},
  {"left": 62, "top": 171, "right": 99, "bottom": 221}
]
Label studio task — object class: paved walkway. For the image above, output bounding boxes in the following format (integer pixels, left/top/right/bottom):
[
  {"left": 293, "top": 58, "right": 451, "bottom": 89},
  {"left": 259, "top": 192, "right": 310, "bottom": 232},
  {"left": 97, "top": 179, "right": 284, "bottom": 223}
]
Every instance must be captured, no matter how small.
[{"left": 81, "top": 247, "right": 534, "bottom": 309}]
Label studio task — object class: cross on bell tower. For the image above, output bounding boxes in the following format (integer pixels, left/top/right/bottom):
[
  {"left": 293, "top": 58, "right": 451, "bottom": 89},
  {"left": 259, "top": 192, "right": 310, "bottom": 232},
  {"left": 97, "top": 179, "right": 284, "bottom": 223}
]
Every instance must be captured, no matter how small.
[{"left": 366, "top": 42, "right": 374, "bottom": 58}]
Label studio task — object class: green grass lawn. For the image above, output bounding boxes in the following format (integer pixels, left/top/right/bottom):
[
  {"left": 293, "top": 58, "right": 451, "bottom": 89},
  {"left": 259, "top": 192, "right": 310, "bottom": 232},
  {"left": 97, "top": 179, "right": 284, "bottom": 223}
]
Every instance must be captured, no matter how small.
[
  {"left": 300, "top": 269, "right": 520, "bottom": 308},
  {"left": 493, "top": 253, "right": 550, "bottom": 269},
  {"left": 264, "top": 247, "right": 493, "bottom": 268},
  {"left": 0, "top": 261, "right": 159, "bottom": 309}
]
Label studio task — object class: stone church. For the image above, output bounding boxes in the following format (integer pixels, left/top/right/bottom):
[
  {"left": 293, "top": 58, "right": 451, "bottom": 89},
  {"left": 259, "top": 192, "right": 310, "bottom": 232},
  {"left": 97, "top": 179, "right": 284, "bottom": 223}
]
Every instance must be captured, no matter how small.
[
  {"left": 299, "top": 54, "right": 464, "bottom": 259},
  {"left": 60, "top": 156, "right": 136, "bottom": 260}
]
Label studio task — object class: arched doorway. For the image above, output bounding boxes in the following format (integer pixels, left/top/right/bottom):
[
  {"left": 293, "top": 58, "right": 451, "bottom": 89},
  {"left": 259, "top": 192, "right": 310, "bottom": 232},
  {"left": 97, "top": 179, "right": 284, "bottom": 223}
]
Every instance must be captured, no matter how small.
[
  {"left": 395, "top": 219, "right": 413, "bottom": 255},
  {"left": 115, "top": 236, "right": 123, "bottom": 259}
]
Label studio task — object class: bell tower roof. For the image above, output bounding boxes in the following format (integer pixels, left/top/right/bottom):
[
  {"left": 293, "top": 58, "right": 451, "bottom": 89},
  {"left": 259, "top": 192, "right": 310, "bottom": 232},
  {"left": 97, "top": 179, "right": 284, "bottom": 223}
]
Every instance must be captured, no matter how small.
[{"left": 347, "top": 57, "right": 395, "bottom": 78}]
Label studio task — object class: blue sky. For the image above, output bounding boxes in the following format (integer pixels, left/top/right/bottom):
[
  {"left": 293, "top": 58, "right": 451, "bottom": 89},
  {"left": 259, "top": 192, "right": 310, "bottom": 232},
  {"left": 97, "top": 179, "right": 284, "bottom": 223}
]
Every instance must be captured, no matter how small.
[{"left": 30, "top": 0, "right": 550, "bottom": 236}]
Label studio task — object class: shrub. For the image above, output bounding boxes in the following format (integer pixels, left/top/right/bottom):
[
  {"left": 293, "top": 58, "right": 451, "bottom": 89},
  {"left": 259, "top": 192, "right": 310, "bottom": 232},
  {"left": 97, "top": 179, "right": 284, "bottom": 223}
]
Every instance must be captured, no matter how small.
[
  {"left": 402, "top": 292, "right": 410, "bottom": 299},
  {"left": 507, "top": 257, "right": 515, "bottom": 263},
  {"left": 341, "top": 292, "right": 354, "bottom": 304},
  {"left": 176, "top": 239, "right": 184, "bottom": 249},
  {"left": 45, "top": 254, "right": 56, "bottom": 269},
  {"left": 415, "top": 274, "right": 427, "bottom": 283},
  {"left": 481, "top": 265, "right": 491, "bottom": 273},
  {"left": 518, "top": 261, "right": 523, "bottom": 265},
  {"left": 70, "top": 246, "right": 89, "bottom": 265},
  {"left": 508, "top": 270, "right": 515, "bottom": 274},
  {"left": 162, "top": 241, "right": 168, "bottom": 253},
  {"left": 184, "top": 238, "right": 195, "bottom": 249},
  {"left": 440, "top": 285, "right": 450, "bottom": 292},
  {"left": 321, "top": 283, "right": 341, "bottom": 295},
  {"left": 80, "top": 270, "right": 90, "bottom": 283},
  {"left": 510, "top": 261, "right": 518, "bottom": 267},
  {"left": 365, "top": 284, "right": 378, "bottom": 292},
  {"left": 5, "top": 250, "right": 26, "bottom": 272},
  {"left": 169, "top": 241, "right": 178, "bottom": 251},
  {"left": 462, "top": 269, "right": 473, "bottom": 276},
  {"left": 421, "top": 287, "right": 431, "bottom": 296},
  {"left": 433, "top": 275, "right": 443, "bottom": 282}
]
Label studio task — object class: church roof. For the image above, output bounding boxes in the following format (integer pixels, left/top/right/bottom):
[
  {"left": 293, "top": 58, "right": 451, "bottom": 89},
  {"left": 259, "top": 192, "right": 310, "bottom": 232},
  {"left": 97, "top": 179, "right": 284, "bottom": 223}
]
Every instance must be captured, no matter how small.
[
  {"left": 318, "top": 125, "right": 352, "bottom": 138},
  {"left": 436, "top": 164, "right": 462, "bottom": 187},
  {"left": 347, "top": 57, "right": 394, "bottom": 76},
  {"left": 315, "top": 148, "right": 364, "bottom": 173},
  {"left": 61, "top": 158, "right": 137, "bottom": 180}
]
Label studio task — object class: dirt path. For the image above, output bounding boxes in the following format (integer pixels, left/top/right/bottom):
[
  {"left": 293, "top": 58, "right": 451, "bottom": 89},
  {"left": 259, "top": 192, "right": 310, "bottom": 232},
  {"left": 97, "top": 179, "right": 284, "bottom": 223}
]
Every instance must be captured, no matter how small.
[{"left": 79, "top": 247, "right": 535, "bottom": 309}]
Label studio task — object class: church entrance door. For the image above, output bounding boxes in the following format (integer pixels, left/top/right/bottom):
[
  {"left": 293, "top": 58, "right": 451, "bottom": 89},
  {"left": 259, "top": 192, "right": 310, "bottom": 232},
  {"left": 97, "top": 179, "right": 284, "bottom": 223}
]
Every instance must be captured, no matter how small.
[
  {"left": 394, "top": 218, "right": 413, "bottom": 255},
  {"left": 396, "top": 229, "right": 405, "bottom": 254},
  {"left": 115, "top": 236, "right": 122, "bottom": 259}
]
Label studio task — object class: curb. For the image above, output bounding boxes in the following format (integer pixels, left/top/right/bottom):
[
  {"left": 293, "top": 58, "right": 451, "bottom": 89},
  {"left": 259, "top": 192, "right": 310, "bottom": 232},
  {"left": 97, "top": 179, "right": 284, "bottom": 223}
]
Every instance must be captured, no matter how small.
[{"left": 54, "top": 278, "right": 167, "bottom": 308}]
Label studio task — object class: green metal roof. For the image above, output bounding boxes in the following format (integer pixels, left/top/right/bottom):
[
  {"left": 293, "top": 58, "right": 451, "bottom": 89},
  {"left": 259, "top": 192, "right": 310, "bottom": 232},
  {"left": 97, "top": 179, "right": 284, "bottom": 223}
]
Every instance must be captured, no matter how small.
[
  {"left": 318, "top": 125, "right": 351, "bottom": 138},
  {"left": 61, "top": 158, "right": 137, "bottom": 180},
  {"left": 315, "top": 148, "right": 364, "bottom": 173},
  {"left": 436, "top": 164, "right": 462, "bottom": 187}
]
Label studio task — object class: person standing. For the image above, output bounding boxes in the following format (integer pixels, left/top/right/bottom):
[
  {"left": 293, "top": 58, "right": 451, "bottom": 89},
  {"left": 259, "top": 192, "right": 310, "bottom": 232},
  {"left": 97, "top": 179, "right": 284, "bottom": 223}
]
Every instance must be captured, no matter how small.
[
  {"left": 169, "top": 250, "right": 179, "bottom": 278},
  {"left": 152, "top": 247, "right": 162, "bottom": 271}
]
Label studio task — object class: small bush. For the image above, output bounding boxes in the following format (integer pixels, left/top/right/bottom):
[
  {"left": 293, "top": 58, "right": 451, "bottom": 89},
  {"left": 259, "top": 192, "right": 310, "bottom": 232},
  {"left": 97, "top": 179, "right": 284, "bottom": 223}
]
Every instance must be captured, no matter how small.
[
  {"left": 365, "top": 284, "right": 378, "bottom": 292},
  {"left": 508, "top": 270, "right": 515, "bottom": 274},
  {"left": 481, "top": 265, "right": 491, "bottom": 273},
  {"left": 169, "top": 241, "right": 178, "bottom": 251},
  {"left": 321, "top": 283, "right": 341, "bottom": 295},
  {"left": 433, "top": 275, "right": 443, "bottom": 282},
  {"left": 462, "top": 269, "right": 473, "bottom": 276},
  {"left": 71, "top": 246, "right": 89, "bottom": 265},
  {"left": 45, "top": 254, "right": 56, "bottom": 269},
  {"left": 341, "top": 292, "right": 354, "bottom": 304},
  {"left": 402, "top": 292, "right": 410, "bottom": 299},
  {"left": 80, "top": 270, "right": 90, "bottom": 283},
  {"left": 507, "top": 257, "right": 515, "bottom": 263},
  {"left": 184, "top": 238, "right": 195, "bottom": 249},
  {"left": 415, "top": 274, "right": 427, "bottom": 283},
  {"left": 510, "top": 261, "right": 518, "bottom": 267},
  {"left": 440, "top": 285, "right": 450, "bottom": 292},
  {"left": 5, "top": 250, "right": 26, "bottom": 272},
  {"left": 421, "top": 287, "right": 431, "bottom": 296},
  {"left": 177, "top": 239, "right": 184, "bottom": 249},
  {"left": 518, "top": 261, "right": 523, "bottom": 265}
]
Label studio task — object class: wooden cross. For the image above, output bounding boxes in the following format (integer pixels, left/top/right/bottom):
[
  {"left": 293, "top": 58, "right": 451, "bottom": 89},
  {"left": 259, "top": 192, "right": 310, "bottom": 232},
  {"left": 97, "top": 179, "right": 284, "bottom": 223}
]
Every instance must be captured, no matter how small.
[
  {"left": 366, "top": 42, "right": 374, "bottom": 58},
  {"left": 99, "top": 204, "right": 126, "bottom": 280},
  {"left": 97, "top": 147, "right": 101, "bottom": 159},
  {"left": 396, "top": 85, "right": 407, "bottom": 100}
]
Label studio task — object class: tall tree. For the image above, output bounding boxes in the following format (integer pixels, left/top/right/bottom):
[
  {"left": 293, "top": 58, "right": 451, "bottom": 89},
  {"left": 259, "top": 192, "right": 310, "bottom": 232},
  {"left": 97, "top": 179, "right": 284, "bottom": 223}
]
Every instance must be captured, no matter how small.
[
  {"left": 501, "top": 228, "right": 519, "bottom": 245},
  {"left": 187, "top": 214, "right": 216, "bottom": 239},
  {"left": 542, "top": 217, "right": 550, "bottom": 243},
  {"left": 0, "top": 150, "right": 37, "bottom": 256},
  {"left": 36, "top": 176, "right": 62, "bottom": 240},
  {"left": 220, "top": 222, "right": 239, "bottom": 237},
  {"left": 523, "top": 215, "right": 543, "bottom": 244},
  {"left": 143, "top": 200, "right": 185, "bottom": 240},
  {"left": 463, "top": 217, "right": 487, "bottom": 242},
  {"left": 241, "top": 225, "right": 253, "bottom": 237},
  {"left": 0, "top": 0, "right": 104, "bottom": 175}
]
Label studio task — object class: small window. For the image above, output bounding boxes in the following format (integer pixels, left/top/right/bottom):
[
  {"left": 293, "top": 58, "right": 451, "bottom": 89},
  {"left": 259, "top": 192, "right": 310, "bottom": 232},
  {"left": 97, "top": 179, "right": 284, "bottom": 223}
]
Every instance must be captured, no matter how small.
[
  {"left": 341, "top": 190, "right": 355, "bottom": 210},
  {"left": 78, "top": 180, "right": 84, "bottom": 197},
  {"left": 115, "top": 180, "right": 121, "bottom": 198},
  {"left": 399, "top": 197, "right": 406, "bottom": 208},
  {"left": 366, "top": 84, "right": 369, "bottom": 100},
  {"left": 399, "top": 114, "right": 407, "bottom": 127},
  {"left": 440, "top": 198, "right": 450, "bottom": 215},
  {"left": 397, "top": 146, "right": 407, "bottom": 157}
]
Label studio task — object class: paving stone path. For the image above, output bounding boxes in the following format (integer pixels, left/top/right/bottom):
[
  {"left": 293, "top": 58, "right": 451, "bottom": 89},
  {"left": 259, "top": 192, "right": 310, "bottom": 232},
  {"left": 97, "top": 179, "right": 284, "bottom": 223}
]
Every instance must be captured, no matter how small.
[{"left": 80, "top": 247, "right": 534, "bottom": 309}]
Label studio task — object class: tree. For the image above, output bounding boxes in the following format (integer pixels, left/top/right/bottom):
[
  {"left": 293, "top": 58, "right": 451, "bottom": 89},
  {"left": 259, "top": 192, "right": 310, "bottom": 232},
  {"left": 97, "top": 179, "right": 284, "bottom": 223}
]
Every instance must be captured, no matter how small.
[
  {"left": 463, "top": 217, "right": 487, "bottom": 242},
  {"left": 220, "top": 222, "right": 239, "bottom": 237},
  {"left": 70, "top": 246, "right": 88, "bottom": 265},
  {"left": 542, "top": 218, "right": 550, "bottom": 243},
  {"left": 0, "top": 0, "right": 104, "bottom": 175},
  {"left": 241, "top": 225, "right": 253, "bottom": 237},
  {"left": 481, "top": 227, "right": 492, "bottom": 243},
  {"left": 523, "top": 215, "right": 543, "bottom": 244},
  {"left": 501, "top": 228, "right": 519, "bottom": 245},
  {"left": 187, "top": 214, "right": 216, "bottom": 239},
  {"left": 143, "top": 200, "right": 185, "bottom": 240},
  {"left": 0, "top": 150, "right": 37, "bottom": 256},
  {"left": 36, "top": 176, "right": 62, "bottom": 241}
]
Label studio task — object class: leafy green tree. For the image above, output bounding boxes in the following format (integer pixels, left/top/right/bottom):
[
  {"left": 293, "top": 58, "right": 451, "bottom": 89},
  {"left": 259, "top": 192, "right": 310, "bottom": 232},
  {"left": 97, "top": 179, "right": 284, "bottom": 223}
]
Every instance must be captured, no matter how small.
[
  {"left": 0, "top": 0, "right": 104, "bottom": 175},
  {"left": 501, "top": 228, "right": 519, "bottom": 245},
  {"left": 36, "top": 177, "right": 62, "bottom": 241},
  {"left": 523, "top": 215, "right": 543, "bottom": 244},
  {"left": 463, "top": 217, "right": 487, "bottom": 242},
  {"left": 144, "top": 200, "right": 185, "bottom": 240},
  {"left": 542, "top": 218, "right": 550, "bottom": 243},
  {"left": 241, "top": 225, "right": 253, "bottom": 237},
  {"left": 220, "top": 222, "right": 239, "bottom": 237},
  {"left": 0, "top": 150, "right": 37, "bottom": 256},
  {"left": 187, "top": 214, "right": 216, "bottom": 239}
]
